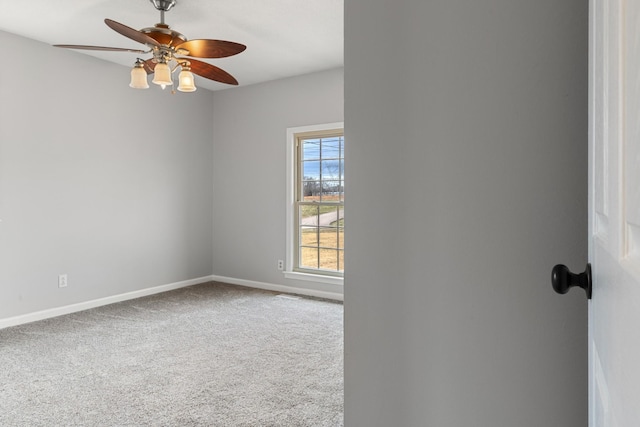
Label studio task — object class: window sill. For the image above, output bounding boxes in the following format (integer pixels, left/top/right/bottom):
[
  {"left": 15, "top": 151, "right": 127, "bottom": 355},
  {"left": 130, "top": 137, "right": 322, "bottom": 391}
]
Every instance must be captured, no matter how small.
[{"left": 283, "top": 271, "right": 344, "bottom": 286}]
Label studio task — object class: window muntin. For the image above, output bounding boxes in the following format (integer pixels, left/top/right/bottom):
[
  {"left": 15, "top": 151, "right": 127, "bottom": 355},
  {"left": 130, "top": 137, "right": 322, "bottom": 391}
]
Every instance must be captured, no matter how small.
[{"left": 295, "top": 130, "right": 344, "bottom": 275}]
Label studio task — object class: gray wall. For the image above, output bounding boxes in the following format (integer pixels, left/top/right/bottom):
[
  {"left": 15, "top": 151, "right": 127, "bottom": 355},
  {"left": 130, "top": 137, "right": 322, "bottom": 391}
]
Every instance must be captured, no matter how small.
[
  {"left": 211, "top": 68, "right": 344, "bottom": 295},
  {"left": 0, "top": 30, "right": 214, "bottom": 318},
  {"left": 344, "top": 1, "right": 588, "bottom": 426}
]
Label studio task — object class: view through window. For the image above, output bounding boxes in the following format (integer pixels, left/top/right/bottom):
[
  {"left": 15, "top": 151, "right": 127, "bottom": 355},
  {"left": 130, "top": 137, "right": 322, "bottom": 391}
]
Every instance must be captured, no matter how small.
[{"left": 295, "top": 129, "right": 344, "bottom": 275}]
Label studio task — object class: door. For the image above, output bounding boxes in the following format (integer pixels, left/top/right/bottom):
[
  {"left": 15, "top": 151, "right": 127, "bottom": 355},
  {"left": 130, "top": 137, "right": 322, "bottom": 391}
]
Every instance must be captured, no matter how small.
[{"left": 590, "top": 0, "right": 640, "bottom": 425}]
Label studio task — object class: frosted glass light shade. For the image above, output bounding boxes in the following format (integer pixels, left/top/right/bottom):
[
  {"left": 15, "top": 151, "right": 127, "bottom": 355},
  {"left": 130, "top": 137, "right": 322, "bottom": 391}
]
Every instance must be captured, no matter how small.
[
  {"left": 152, "top": 62, "right": 172, "bottom": 88},
  {"left": 129, "top": 66, "right": 149, "bottom": 89},
  {"left": 177, "top": 69, "right": 197, "bottom": 92}
]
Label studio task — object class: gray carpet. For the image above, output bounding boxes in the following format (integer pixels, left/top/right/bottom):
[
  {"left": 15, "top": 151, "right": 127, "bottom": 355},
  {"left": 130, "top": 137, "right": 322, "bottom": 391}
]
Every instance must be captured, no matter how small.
[{"left": 0, "top": 282, "right": 344, "bottom": 426}]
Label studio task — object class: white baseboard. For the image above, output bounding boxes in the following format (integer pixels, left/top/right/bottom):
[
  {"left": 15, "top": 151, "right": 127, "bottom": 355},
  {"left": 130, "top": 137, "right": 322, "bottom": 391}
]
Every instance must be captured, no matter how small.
[
  {"left": 0, "top": 275, "right": 214, "bottom": 330},
  {"left": 0, "top": 274, "right": 342, "bottom": 330},
  {"left": 211, "top": 275, "right": 344, "bottom": 302}
]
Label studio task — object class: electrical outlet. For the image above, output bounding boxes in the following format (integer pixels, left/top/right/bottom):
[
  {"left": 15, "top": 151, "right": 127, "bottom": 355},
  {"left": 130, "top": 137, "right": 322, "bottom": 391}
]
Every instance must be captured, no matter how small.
[
  {"left": 58, "top": 274, "right": 68, "bottom": 288},
  {"left": 277, "top": 260, "right": 284, "bottom": 271}
]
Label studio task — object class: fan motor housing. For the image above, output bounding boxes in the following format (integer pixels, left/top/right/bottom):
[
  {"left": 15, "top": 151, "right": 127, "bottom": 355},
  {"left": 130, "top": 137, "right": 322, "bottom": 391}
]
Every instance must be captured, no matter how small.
[{"left": 141, "top": 24, "right": 187, "bottom": 46}]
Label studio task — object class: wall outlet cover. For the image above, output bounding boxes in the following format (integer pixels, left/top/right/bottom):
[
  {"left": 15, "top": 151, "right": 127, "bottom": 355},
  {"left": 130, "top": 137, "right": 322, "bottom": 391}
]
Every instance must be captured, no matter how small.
[{"left": 58, "top": 274, "right": 68, "bottom": 288}]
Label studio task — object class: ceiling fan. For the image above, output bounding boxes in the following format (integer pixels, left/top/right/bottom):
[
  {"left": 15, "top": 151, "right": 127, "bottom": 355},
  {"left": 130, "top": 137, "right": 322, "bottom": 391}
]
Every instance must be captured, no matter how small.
[{"left": 55, "top": 0, "right": 246, "bottom": 92}]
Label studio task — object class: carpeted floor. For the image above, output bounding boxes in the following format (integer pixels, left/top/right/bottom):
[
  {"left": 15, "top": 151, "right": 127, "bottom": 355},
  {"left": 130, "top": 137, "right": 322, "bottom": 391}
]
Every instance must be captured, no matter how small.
[{"left": 0, "top": 282, "right": 344, "bottom": 426}]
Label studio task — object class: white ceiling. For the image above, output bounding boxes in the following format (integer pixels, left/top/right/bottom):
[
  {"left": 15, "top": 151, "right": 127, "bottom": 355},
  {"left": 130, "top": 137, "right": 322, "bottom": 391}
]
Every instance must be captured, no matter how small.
[{"left": 0, "top": 0, "right": 343, "bottom": 91}]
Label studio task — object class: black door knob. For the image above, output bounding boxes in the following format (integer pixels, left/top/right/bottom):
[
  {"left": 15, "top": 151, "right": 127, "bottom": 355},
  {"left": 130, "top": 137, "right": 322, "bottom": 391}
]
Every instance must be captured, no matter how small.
[{"left": 552, "top": 263, "right": 592, "bottom": 299}]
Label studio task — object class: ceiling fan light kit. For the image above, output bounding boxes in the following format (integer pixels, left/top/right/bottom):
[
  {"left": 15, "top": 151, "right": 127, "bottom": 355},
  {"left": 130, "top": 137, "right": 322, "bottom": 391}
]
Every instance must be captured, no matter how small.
[
  {"left": 129, "top": 59, "right": 149, "bottom": 89},
  {"left": 55, "top": 0, "right": 245, "bottom": 93},
  {"left": 151, "top": 62, "right": 172, "bottom": 88},
  {"left": 177, "top": 66, "right": 196, "bottom": 92}
]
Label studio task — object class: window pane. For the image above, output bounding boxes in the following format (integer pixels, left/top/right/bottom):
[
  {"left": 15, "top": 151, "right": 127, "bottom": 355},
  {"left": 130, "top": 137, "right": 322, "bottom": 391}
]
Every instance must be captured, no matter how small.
[
  {"left": 319, "top": 248, "right": 338, "bottom": 271},
  {"left": 322, "top": 159, "right": 341, "bottom": 180},
  {"left": 321, "top": 206, "right": 342, "bottom": 225},
  {"left": 318, "top": 227, "right": 342, "bottom": 249},
  {"left": 303, "top": 139, "right": 321, "bottom": 160},
  {"left": 321, "top": 181, "right": 342, "bottom": 199},
  {"left": 302, "top": 180, "right": 320, "bottom": 201},
  {"left": 322, "top": 137, "right": 342, "bottom": 159},
  {"left": 300, "top": 204, "right": 319, "bottom": 221},
  {"left": 303, "top": 161, "right": 320, "bottom": 180},
  {"left": 301, "top": 247, "right": 319, "bottom": 269},
  {"left": 301, "top": 227, "right": 319, "bottom": 246},
  {"left": 300, "top": 205, "right": 320, "bottom": 217}
]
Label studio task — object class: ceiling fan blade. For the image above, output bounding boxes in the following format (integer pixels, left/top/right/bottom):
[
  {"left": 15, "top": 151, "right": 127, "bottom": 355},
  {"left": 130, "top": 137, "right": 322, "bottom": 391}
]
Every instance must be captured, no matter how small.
[
  {"left": 54, "top": 44, "right": 148, "bottom": 54},
  {"left": 179, "top": 58, "right": 238, "bottom": 85},
  {"left": 175, "top": 39, "right": 246, "bottom": 58},
  {"left": 105, "top": 19, "right": 160, "bottom": 47}
]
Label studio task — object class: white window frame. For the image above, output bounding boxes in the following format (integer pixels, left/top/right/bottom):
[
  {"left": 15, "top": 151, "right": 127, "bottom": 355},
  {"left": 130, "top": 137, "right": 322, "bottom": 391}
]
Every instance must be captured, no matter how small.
[{"left": 285, "top": 122, "right": 344, "bottom": 286}]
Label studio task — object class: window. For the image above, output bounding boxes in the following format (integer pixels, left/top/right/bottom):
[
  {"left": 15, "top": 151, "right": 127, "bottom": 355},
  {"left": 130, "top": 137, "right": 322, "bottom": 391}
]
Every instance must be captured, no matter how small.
[{"left": 286, "top": 123, "right": 344, "bottom": 284}]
